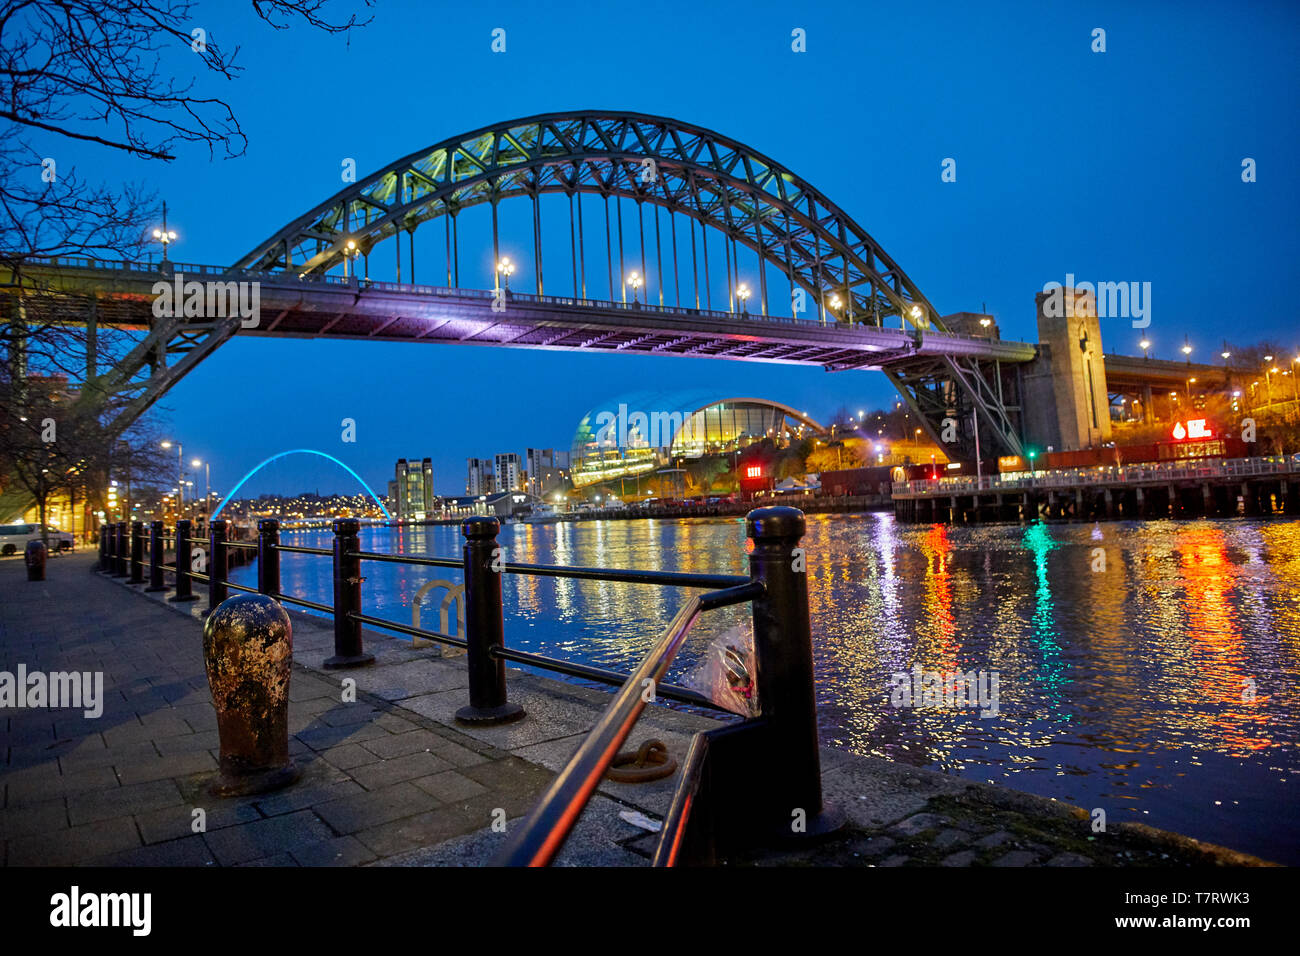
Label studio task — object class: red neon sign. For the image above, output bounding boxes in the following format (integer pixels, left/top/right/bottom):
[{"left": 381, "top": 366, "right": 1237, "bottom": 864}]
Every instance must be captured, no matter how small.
[
  {"left": 1171, "top": 419, "right": 1212, "bottom": 441},
  {"left": 745, "top": 465, "right": 762, "bottom": 479}
]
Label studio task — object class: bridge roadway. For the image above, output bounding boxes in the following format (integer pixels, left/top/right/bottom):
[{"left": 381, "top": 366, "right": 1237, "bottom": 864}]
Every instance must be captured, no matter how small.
[{"left": 15, "top": 257, "right": 1035, "bottom": 371}]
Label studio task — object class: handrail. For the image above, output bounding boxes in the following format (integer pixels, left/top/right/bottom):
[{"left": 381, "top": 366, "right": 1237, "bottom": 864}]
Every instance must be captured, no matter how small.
[{"left": 495, "top": 580, "right": 762, "bottom": 866}]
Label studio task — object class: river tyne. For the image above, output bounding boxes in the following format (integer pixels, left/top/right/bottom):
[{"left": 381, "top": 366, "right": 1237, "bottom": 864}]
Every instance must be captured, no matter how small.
[{"left": 230, "top": 513, "right": 1300, "bottom": 863}]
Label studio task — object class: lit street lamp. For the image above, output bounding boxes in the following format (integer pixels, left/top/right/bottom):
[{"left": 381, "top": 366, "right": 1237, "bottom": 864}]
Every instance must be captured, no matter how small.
[
  {"left": 1181, "top": 337, "right": 1192, "bottom": 363},
  {"left": 1140, "top": 338, "right": 1151, "bottom": 360},
  {"left": 496, "top": 256, "right": 515, "bottom": 291},
  {"left": 342, "top": 239, "right": 361, "bottom": 279},
  {"left": 151, "top": 201, "right": 177, "bottom": 263},
  {"left": 736, "top": 282, "right": 751, "bottom": 314},
  {"left": 160, "top": 440, "right": 183, "bottom": 514},
  {"left": 626, "top": 270, "right": 643, "bottom": 305}
]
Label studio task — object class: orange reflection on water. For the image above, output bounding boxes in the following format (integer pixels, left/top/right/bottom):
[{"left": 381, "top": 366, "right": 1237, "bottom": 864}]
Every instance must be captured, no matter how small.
[
  {"left": 916, "top": 523, "right": 959, "bottom": 672},
  {"left": 1178, "top": 526, "right": 1271, "bottom": 753}
]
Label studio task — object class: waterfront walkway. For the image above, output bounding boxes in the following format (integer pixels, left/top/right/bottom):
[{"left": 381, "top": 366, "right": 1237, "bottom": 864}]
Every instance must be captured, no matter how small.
[{"left": 0, "top": 551, "right": 1273, "bottom": 866}]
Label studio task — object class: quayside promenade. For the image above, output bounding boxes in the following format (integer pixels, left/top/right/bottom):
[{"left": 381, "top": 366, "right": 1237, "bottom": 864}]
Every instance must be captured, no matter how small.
[{"left": 0, "top": 550, "right": 1273, "bottom": 867}]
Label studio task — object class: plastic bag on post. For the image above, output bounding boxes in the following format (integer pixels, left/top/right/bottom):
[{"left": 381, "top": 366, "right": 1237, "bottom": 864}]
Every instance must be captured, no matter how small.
[{"left": 683, "top": 625, "right": 760, "bottom": 718}]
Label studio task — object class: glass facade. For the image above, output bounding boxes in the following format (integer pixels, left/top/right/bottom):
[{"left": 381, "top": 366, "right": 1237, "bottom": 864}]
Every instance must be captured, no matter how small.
[{"left": 570, "top": 396, "right": 820, "bottom": 489}]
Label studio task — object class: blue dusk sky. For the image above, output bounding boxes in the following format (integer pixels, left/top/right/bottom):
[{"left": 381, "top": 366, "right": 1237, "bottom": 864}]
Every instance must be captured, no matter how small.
[{"left": 42, "top": 0, "right": 1300, "bottom": 497}]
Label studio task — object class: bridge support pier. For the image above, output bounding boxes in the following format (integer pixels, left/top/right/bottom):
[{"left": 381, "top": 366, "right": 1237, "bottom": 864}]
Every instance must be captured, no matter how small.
[
  {"left": 1285, "top": 480, "right": 1300, "bottom": 515},
  {"left": 1242, "top": 482, "right": 1259, "bottom": 516}
]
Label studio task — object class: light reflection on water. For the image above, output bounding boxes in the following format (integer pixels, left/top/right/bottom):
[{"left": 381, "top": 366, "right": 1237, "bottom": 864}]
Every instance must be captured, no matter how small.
[{"left": 232, "top": 514, "right": 1300, "bottom": 863}]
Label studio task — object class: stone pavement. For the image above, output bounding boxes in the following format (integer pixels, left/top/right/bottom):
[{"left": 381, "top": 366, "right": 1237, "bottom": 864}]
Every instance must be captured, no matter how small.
[{"left": 0, "top": 551, "right": 1275, "bottom": 867}]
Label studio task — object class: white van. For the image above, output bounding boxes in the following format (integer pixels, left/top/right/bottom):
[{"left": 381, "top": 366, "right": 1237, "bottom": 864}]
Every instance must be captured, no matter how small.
[{"left": 0, "top": 523, "right": 76, "bottom": 556}]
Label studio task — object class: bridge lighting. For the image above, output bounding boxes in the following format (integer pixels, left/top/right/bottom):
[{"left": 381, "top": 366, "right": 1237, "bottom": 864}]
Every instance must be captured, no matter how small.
[
  {"left": 1221, "top": 350, "right": 1231, "bottom": 360},
  {"left": 626, "top": 270, "right": 643, "bottom": 304},
  {"left": 497, "top": 256, "right": 515, "bottom": 290},
  {"left": 1264, "top": 354, "right": 1273, "bottom": 362},
  {"left": 908, "top": 304, "right": 923, "bottom": 324},
  {"left": 829, "top": 294, "right": 842, "bottom": 311},
  {"left": 979, "top": 317, "right": 991, "bottom": 328},
  {"left": 736, "top": 283, "right": 751, "bottom": 312},
  {"left": 150, "top": 201, "right": 177, "bottom": 262}
]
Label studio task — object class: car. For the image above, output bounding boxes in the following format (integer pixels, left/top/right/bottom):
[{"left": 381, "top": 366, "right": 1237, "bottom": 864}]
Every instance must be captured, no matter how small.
[{"left": 0, "top": 523, "right": 75, "bottom": 555}]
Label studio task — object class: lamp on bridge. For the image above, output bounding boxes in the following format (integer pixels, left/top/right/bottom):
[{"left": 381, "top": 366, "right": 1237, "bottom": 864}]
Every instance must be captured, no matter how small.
[
  {"left": 736, "top": 282, "right": 751, "bottom": 313},
  {"left": 497, "top": 256, "right": 515, "bottom": 291},
  {"left": 1182, "top": 336, "right": 1193, "bottom": 363},
  {"left": 828, "top": 293, "right": 842, "bottom": 322},
  {"left": 626, "top": 270, "right": 642, "bottom": 305},
  {"left": 151, "top": 201, "right": 178, "bottom": 264},
  {"left": 1140, "top": 338, "right": 1151, "bottom": 360},
  {"left": 342, "top": 239, "right": 362, "bottom": 280}
]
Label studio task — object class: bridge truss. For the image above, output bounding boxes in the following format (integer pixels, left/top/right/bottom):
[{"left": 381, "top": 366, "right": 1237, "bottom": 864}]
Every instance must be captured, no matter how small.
[{"left": 6, "top": 111, "right": 1033, "bottom": 460}]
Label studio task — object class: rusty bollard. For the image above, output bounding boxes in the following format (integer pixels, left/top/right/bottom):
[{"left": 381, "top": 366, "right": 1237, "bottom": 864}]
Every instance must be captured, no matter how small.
[
  {"left": 25, "top": 540, "right": 47, "bottom": 582},
  {"left": 202, "top": 593, "right": 301, "bottom": 797}
]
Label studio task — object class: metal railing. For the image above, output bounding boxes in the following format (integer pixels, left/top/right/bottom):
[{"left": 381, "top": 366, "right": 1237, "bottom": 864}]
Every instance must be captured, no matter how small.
[
  {"left": 28, "top": 254, "right": 1014, "bottom": 342},
  {"left": 891, "top": 454, "right": 1300, "bottom": 497},
  {"left": 98, "top": 505, "right": 840, "bottom": 865}
]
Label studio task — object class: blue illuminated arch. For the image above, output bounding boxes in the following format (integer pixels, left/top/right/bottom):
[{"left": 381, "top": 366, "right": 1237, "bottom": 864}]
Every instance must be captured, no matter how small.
[{"left": 211, "top": 449, "right": 392, "bottom": 520}]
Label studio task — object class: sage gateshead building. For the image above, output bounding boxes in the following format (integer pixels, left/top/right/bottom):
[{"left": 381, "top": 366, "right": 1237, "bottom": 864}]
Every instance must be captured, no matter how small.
[{"left": 569, "top": 391, "right": 824, "bottom": 489}]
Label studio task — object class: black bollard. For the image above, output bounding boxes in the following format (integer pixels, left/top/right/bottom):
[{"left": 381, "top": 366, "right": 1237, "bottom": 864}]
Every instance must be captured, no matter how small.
[
  {"left": 25, "top": 539, "right": 46, "bottom": 582},
  {"left": 98, "top": 527, "right": 108, "bottom": 572},
  {"left": 170, "top": 519, "right": 197, "bottom": 602},
  {"left": 146, "top": 521, "right": 167, "bottom": 591},
  {"left": 203, "top": 593, "right": 301, "bottom": 797},
  {"left": 257, "top": 518, "right": 280, "bottom": 598},
  {"left": 455, "top": 516, "right": 525, "bottom": 725},
  {"left": 323, "top": 518, "right": 374, "bottom": 669},
  {"left": 208, "top": 519, "right": 228, "bottom": 612},
  {"left": 129, "top": 520, "right": 144, "bottom": 584},
  {"left": 112, "top": 521, "right": 128, "bottom": 576},
  {"left": 746, "top": 506, "right": 842, "bottom": 839}
]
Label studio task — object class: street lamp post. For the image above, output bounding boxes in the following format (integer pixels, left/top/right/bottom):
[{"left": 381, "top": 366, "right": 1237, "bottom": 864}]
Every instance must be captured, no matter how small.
[
  {"left": 736, "top": 283, "right": 751, "bottom": 314},
  {"left": 1140, "top": 338, "right": 1151, "bottom": 361},
  {"left": 161, "top": 441, "right": 182, "bottom": 515},
  {"left": 151, "top": 201, "right": 177, "bottom": 263},
  {"left": 497, "top": 256, "right": 515, "bottom": 291},
  {"left": 626, "top": 270, "right": 642, "bottom": 306}
]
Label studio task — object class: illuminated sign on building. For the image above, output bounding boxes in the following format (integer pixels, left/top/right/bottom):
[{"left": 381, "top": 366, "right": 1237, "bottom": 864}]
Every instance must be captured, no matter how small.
[
  {"left": 1171, "top": 419, "right": 1212, "bottom": 441},
  {"left": 745, "top": 465, "right": 762, "bottom": 479}
]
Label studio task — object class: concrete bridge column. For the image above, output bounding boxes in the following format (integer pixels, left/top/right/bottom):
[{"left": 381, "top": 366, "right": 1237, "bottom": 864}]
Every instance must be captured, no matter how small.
[
  {"left": 1103, "top": 488, "right": 1114, "bottom": 520},
  {"left": 1242, "top": 482, "right": 1259, "bottom": 516},
  {"left": 1285, "top": 480, "right": 1300, "bottom": 515}
]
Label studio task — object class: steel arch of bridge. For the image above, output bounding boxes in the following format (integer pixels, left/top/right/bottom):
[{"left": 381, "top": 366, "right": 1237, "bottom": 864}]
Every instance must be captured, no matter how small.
[
  {"left": 11, "top": 112, "right": 1027, "bottom": 461},
  {"left": 237, "top": 110, "right": 943, "bottom": 333}
]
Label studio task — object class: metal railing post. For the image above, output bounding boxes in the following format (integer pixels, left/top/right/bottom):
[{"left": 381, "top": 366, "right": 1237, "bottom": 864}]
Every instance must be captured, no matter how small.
[
  {"left": 455, "top": 516, "right": 525, "bottom": 725},
  {"left": 129, "top": 520, "right": 144, "bottom": 584},
  {"left": 146, "top": 521, "right": 167, "bottom": 591},
  {"left": 746, "top": 506, "right": 842, "bottom": 838},
  {"left": 258, "top": 518, "right": 280, "bottom": 597},
  {"left": 98, "top": 526, "right": 108, "bottom": 571},
  {"left": 324, "top": 517, "right": 374, "bottom": 669},
  {"left": 208, "top": 519, "right": 229, "bottom": 612},
  {"left": 170, "top": 519, "right": 197, "bottom": 602},
  {"left": 112, "top": 521, "right": 127, "bottom": 576}
]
